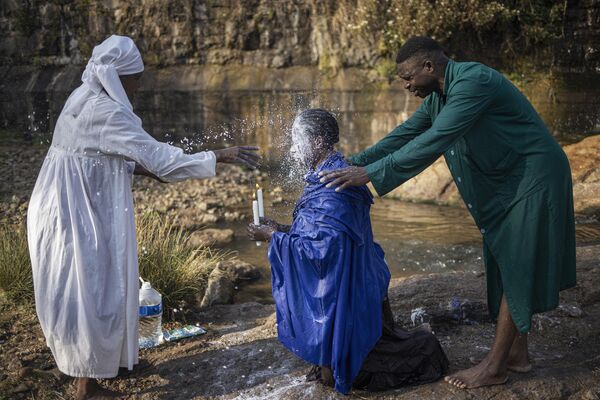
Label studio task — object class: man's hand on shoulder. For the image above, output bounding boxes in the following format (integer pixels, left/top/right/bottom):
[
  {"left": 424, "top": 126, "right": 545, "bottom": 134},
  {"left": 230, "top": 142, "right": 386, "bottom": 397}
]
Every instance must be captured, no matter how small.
[{"left": 318, "top": 166, "right": 370, "bottom": 192}]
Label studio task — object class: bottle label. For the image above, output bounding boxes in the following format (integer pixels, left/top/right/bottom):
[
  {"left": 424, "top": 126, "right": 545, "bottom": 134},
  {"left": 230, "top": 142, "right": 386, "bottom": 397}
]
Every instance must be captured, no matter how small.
[{"left": 139, "top": 303, "right": 162, "bottom": 317}]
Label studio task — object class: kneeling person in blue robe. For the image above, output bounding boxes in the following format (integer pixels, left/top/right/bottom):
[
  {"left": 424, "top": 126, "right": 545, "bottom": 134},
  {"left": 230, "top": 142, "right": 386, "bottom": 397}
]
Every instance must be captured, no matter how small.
[{"left": 247, "top": 109, "right": 449, "bottom": 394}]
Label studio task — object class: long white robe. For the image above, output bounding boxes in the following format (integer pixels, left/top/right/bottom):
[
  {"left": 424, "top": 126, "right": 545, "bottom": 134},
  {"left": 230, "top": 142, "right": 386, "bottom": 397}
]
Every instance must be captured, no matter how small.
[{"left": 27, "top": 88, "right": 216, "bottom": 378}]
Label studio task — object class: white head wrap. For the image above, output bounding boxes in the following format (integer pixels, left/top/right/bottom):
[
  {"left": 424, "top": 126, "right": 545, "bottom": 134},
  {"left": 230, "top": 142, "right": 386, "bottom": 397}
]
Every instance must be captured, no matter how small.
[{"left": 81, "top": 35, "right": 144, "bottom": 111}]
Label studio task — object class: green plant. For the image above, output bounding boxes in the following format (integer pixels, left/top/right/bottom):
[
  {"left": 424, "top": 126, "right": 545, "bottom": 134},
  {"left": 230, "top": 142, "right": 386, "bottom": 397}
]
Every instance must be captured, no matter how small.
[
  {"left": 136, "top": 212, "right": 228, "bottom": 311},
  {"left": 0, "top": 212, "right": 227, "bottom": 313},
  {"left": 374, "top": 58, "right": 398, "bottom": 82},
  {"left": 345, "top": 0, "right": 565, "bottom": 69},
  {"left": 0, "top": 223, "right": 33, "bottom": 304}
]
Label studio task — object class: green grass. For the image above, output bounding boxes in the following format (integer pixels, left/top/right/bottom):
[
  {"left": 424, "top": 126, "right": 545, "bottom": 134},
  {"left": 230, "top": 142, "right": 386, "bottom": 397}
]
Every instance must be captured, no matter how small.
[
  {"left": 136, "top": 212, "right": 228, "bottom": 311},
  {"left": 0, "top": 213, "right": 227, "bottom": 314},
  {"left": 0, "top": 223, "right": 33, "bottom": 304}
]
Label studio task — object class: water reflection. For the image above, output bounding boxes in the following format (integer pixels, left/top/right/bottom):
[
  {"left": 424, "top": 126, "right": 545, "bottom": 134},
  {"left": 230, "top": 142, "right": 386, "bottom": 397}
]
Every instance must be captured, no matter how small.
[
  {"left": 4, "top": 76, "right": 599, "bottom": 149},
  {"left": 223, "top": 197, "right": 484, "bottom": 303}
]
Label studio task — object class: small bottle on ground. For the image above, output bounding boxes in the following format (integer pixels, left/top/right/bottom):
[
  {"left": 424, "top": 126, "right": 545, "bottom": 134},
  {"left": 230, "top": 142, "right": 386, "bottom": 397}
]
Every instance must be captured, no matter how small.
[{"left": 139, "top": 278, "right": 163, "bottom": 348}]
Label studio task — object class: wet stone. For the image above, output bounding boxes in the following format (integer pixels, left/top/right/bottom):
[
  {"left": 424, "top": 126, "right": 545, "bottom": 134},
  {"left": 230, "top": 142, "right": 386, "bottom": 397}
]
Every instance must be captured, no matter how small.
[
  {"left": 556, "top": 303, "right": 584, "bottom": 318},
  {"left": 199, "top": 264, "right": 235, "bottom": 308},
  {"left": 218, "top": 260, "right": 261, "bottom": 283},
  {"left": 188, "top": 228, "right": 234, "bottom": 247}
]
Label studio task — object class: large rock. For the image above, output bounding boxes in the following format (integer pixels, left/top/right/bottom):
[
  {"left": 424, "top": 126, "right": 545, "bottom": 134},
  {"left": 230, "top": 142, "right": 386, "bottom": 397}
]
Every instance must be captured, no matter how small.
[
  {"left": 384, "top": 156, "right": 460, "bottom": 206},
  {"left": 199, "top": 264, "right": 235, "bottom": 309},
  {"left": 385, "top": 134, "right": 600, "bottom": 216},
  {"left": 188, "top": 228, "right": 234, "bottom": 247},
  {"left": 178, "top": 213, "right": 222, "bottom": 231},
  {"left": 218, "top": 260, "right": 261, "bottom": 283},
  {"left": 563, "top": 135, "right": 600, "bottom": 217}
]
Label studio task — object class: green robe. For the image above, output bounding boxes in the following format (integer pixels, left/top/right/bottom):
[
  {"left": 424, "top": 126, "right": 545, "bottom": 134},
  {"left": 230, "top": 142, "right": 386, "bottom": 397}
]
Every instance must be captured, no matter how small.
[{"left": 350, "top": 60, "right": 576, "bottom": 333}]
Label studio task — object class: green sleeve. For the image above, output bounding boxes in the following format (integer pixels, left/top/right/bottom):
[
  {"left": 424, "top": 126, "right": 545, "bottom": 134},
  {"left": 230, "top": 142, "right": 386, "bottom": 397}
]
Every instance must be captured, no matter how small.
[
  {"left": 349, "top": 101, "right": 432, "bottom": 166},
  {"left": 365, "top": 72, "right": 499, "bottom": 196}
]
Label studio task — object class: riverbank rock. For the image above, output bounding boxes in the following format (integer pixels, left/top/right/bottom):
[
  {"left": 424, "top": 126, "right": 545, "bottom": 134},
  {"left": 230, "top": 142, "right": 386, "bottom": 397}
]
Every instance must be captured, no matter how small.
[
  {"left": 178, "top": 213, "right": 221, "bottom": 231},
  {"left": 384, "top": 157, "right": 459, "bottom": 206},
  {"left": 564, "top": 134, "right": 600, "bottom": 217},
  {"left": 199, "top": 264, "right": 235, "bottom": 308},
  {"left": 218, "top": 260, "right": 261, "bottom": 283},
  {"left": 385, "top": 134, "right": 600, "bottom": 217},
  {"left": 188, "top": 228, "right": 234, "bottom": 248}
]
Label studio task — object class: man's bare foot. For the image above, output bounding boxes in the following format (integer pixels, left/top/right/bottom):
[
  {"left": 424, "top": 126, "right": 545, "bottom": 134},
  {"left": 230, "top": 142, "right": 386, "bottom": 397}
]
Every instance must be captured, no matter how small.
[
  {"left": 469, "top": 333, "right": 532, "bottom": 373},
  {"left": 75, "top": 378, "right": 124, "bottom": 399},
  {"left": 444, "top": 359, "right": 508, "bottom": 389},
  {"left": 469, "top": 355, "right": 532, "bottom": 373},
  {"left": 506, "top": 334, "right": 531, "bottom": 372}
]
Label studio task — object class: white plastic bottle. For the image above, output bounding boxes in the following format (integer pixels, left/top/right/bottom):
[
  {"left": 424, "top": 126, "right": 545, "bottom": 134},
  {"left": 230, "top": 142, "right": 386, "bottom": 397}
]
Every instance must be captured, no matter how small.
[{"left": 139, "top": 278, "right": 163, "bottom": 348}]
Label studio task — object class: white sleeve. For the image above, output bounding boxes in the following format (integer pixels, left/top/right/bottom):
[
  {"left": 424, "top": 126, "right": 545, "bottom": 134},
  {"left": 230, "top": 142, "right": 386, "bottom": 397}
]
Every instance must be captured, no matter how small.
[{"left": 100, "top": 110, "right": 216, "bottom": 182}]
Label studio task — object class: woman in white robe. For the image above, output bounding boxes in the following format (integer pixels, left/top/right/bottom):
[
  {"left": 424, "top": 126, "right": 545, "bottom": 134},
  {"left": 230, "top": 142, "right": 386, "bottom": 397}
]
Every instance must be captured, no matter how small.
[{"left": 27, "top": 35, "right": 260, "bottom": 399}]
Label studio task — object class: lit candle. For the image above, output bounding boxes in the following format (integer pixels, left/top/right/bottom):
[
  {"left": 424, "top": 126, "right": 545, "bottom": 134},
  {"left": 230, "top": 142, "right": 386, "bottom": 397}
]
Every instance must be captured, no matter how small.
[
  {"left": 252, "top": 199, "right": 261, "bottom": 247},
  {"left": 256, "top": 184, "right": 264, "bottom": 218}
]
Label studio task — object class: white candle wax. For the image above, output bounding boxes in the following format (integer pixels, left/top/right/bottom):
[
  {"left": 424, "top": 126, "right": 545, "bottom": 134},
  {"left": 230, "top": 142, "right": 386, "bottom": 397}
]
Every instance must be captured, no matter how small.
[
  {"left": 256, "top": 188, "right": 265, "bottom": 218},
  {"left": 252, "top": 200, "right": 260, "bottom": 225},
  {"left": 252, "top": 200, "right": 261, "bottom": 246}
]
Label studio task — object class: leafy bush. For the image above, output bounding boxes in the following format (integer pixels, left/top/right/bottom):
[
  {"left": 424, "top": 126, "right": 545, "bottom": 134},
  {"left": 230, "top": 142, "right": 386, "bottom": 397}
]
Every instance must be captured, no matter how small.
[
  {"left": 374, "top": 58, "right": 398, "bottom": 82},
  {"left": 345, "top": 0, "right": 564, "bottom": 68}
]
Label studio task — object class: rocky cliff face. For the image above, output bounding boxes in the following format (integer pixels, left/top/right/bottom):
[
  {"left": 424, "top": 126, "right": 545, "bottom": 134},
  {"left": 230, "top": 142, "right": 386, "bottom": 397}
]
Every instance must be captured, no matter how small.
[
  {"left": 0, "top": 0, "right": 377, "bottom": 69},
  {"left": 556, "top": 0, "right": 600, "bottom": 73},
  {"left": 1, "top": 0, "right": 599, "bottom": 72}
]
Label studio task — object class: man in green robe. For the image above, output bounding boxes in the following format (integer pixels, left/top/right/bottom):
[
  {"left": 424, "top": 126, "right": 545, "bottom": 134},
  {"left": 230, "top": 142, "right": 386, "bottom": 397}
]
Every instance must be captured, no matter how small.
[{"left": 320, "top": 36, "right": 576, "bottom": 389}]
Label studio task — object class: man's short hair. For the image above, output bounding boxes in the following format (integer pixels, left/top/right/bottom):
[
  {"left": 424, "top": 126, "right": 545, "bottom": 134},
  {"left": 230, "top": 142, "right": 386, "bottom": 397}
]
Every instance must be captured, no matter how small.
[{"left": 396, "top": 36, "right": 445, "bottom": 64}]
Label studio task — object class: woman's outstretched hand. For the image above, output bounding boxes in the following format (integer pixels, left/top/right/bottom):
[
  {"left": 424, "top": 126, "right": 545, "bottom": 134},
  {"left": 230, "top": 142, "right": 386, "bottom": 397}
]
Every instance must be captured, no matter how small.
[
  {"left": 213, "top": 146, "right": 261, "bottom": 169},
  {"left": 246, "top": 223, "right": 275, "bottom": 242},
  {"left": 318, "top": 166, "right": 370, "bottom": 192}
]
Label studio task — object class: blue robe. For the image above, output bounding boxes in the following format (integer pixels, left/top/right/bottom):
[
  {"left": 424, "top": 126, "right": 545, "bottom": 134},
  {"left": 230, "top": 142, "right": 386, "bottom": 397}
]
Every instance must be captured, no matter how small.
[{"left": 268, "top": 152, "right": 391, "bottom": 394}]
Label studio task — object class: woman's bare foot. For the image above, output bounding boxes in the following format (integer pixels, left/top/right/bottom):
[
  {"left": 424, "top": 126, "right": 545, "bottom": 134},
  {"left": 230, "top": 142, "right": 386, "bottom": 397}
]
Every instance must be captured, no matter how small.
[
  {"left": 75, "top": 378, "right": 124, "bottom": 399},
  {"left": 444, "top": 358, "right": 508, "bottom": 389}
]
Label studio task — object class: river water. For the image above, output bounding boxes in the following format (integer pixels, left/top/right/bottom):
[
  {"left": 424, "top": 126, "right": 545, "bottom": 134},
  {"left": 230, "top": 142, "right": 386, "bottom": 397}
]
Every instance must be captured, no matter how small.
[{"left": 3, "top": 72, "right": 600, "bottom": 302}]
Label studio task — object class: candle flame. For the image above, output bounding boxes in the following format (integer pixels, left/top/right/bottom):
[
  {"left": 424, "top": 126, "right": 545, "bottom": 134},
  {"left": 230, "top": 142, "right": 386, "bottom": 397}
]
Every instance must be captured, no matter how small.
[
  {"left": 252, "top": 192, "right": 256, "bottom": 200},
  {"left": 255, "top": 183, "right": 260, "bottom": 190}
]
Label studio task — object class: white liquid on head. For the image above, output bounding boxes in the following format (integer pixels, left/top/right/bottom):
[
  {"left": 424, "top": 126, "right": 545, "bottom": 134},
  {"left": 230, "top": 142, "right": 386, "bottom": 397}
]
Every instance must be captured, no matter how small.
[{"left": 290, "top": 117, "right": 315, "bottom": 170}]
